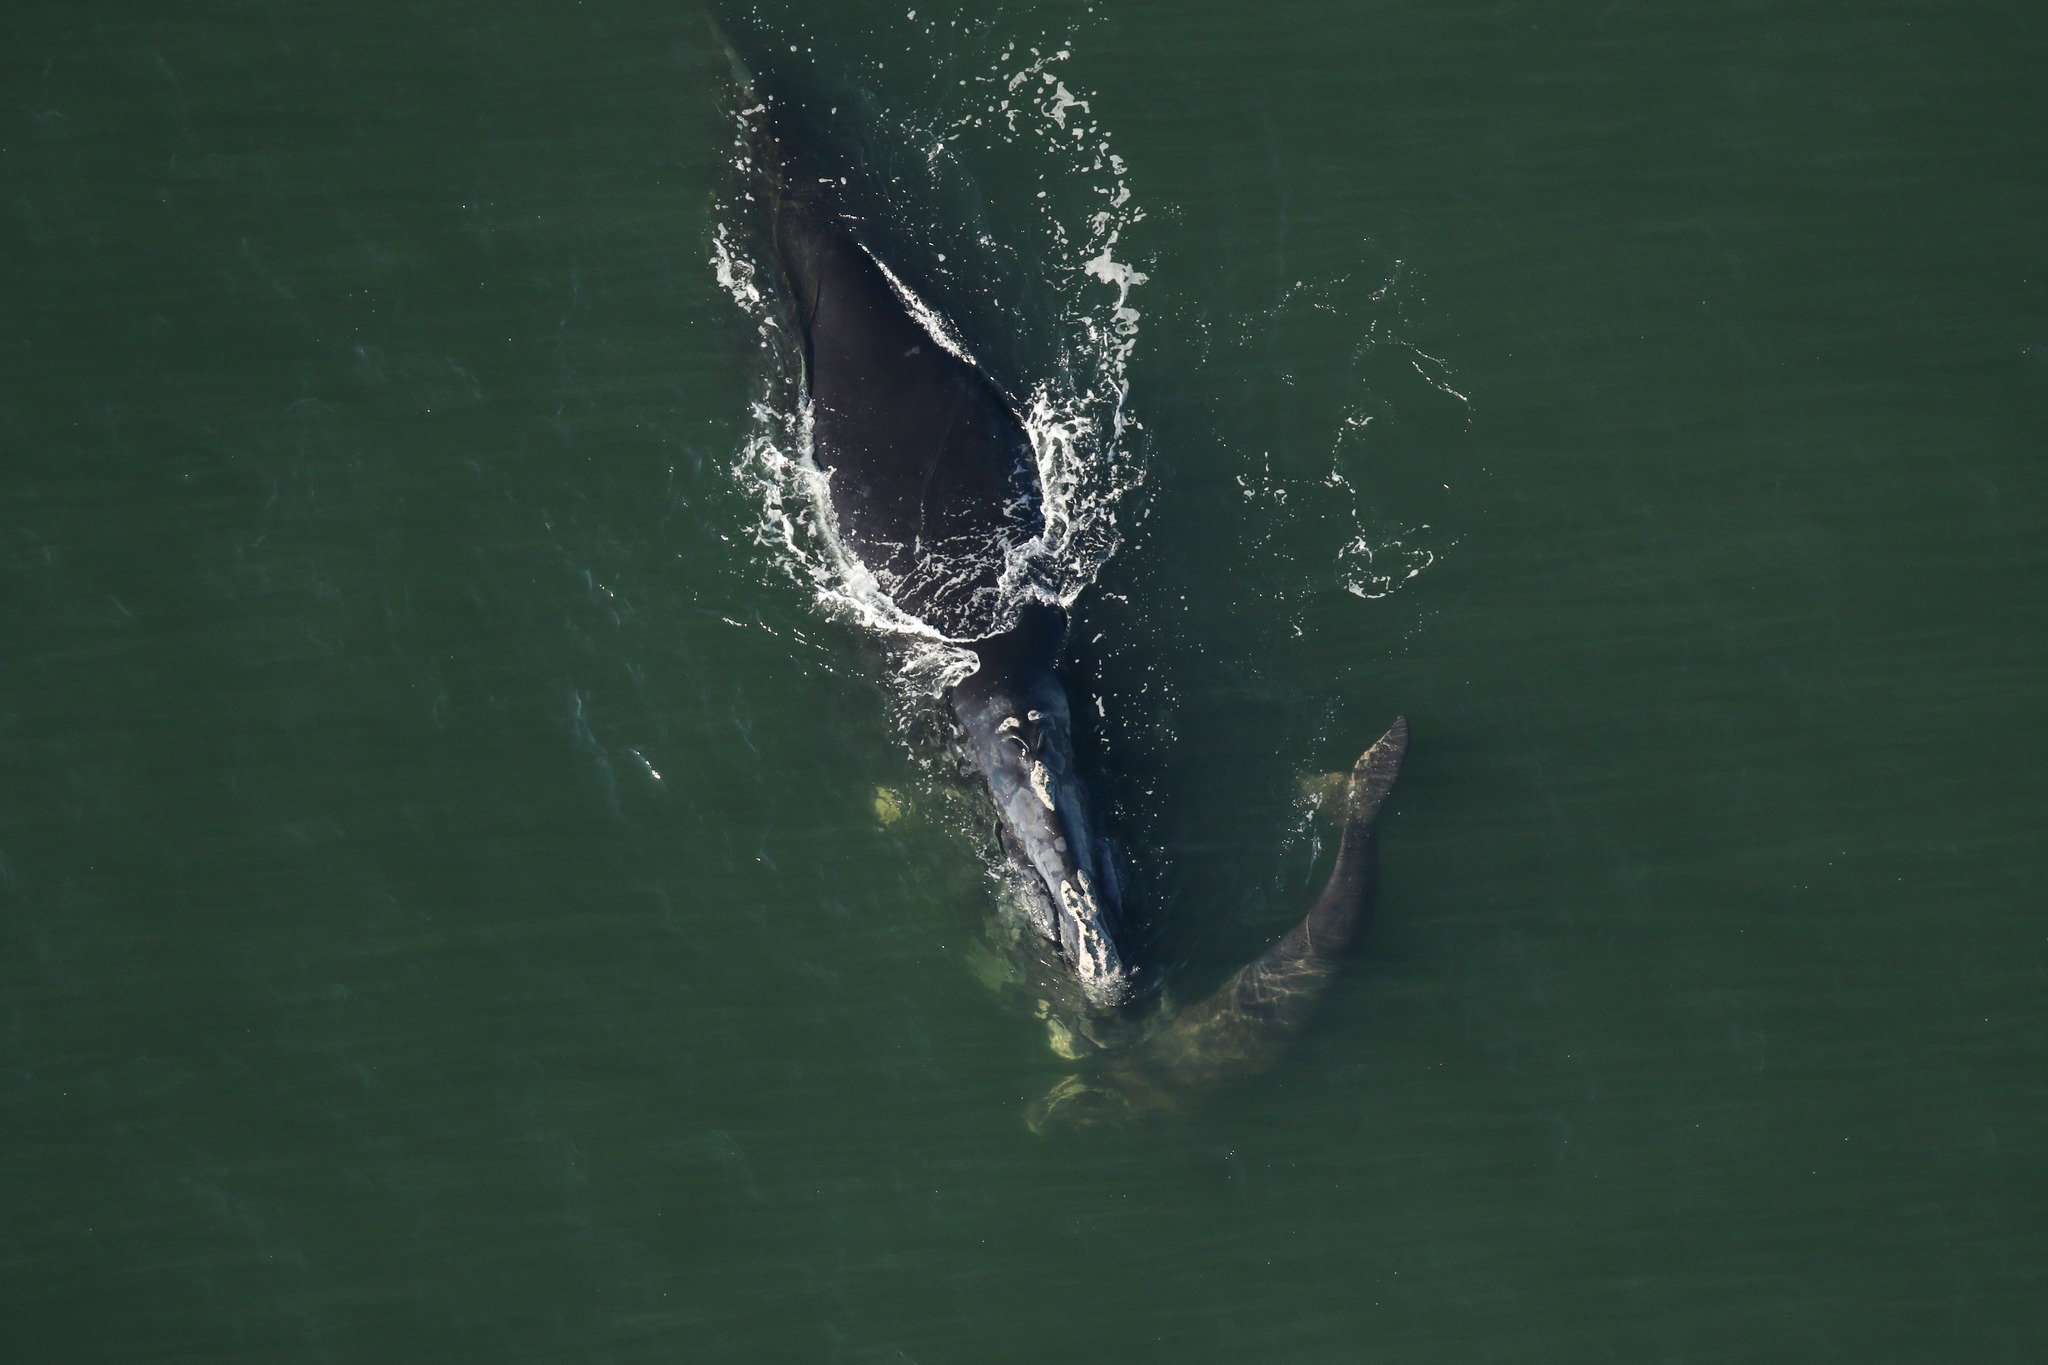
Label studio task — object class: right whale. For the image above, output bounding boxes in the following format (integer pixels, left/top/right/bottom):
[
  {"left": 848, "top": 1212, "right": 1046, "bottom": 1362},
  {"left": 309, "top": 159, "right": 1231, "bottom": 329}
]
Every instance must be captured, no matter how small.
[
  {"left": 718, "top": 30, "right": 1409, "bottom": 1126},
  {"left": 1028, "top": 718, "right": 1409, "bottom": 1132}
]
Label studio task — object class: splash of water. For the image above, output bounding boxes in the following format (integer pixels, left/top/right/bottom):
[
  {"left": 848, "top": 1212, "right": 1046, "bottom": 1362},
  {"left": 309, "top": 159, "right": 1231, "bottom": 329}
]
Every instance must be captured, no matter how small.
[{"left": 711, "top": 26, "right": 1148, "bottom": 699}]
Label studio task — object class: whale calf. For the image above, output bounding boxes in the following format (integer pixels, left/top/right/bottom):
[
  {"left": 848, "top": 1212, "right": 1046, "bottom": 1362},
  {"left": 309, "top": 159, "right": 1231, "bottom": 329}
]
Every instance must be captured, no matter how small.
[{"left": 1028, "top": 718, "right": 1407, "bottom": 1131}]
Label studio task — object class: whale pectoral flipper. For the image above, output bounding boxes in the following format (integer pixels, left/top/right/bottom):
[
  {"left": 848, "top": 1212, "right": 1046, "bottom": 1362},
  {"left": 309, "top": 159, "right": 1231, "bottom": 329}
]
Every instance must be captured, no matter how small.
[{"left": 1027, "top": 717, "right": 1409, "bottom": 1132}]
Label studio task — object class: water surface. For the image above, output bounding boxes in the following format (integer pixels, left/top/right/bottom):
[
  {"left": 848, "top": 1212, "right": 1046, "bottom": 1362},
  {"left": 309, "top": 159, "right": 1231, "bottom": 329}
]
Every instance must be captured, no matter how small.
[{"left": 4, "top": 2, "right": 2044, "bottom": 1360}]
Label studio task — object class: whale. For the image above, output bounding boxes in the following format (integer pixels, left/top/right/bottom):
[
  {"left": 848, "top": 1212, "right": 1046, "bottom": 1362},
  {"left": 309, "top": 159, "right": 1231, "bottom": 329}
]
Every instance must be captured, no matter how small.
[
  {"left": 721, "top": 40, "right": 1408, "bottom": 1116},
  {"left": 1028, "top": 718, "right": 1407, "bottom": 1131},
  {"left": 734, "top": 65, "right": 1135, "bottom": 1009}
]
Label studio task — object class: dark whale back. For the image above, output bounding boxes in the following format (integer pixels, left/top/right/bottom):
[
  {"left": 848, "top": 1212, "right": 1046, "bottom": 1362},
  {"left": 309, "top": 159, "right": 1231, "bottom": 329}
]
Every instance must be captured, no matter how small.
[{"left": 760, "top": 125, "right": 1043, "bottom": 640}]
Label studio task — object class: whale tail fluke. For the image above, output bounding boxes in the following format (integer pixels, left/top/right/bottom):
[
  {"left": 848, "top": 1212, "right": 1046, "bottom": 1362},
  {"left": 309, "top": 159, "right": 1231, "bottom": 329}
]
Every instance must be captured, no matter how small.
[{"left": 1027, "top": 716, "right": 1409, "bottom": 1133}]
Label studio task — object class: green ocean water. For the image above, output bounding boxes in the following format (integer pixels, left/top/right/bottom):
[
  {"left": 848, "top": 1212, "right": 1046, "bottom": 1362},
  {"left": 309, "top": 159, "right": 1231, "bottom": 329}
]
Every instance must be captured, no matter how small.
[{"left": 4, "top": 1, "right": 2044, "bottom": 1360}]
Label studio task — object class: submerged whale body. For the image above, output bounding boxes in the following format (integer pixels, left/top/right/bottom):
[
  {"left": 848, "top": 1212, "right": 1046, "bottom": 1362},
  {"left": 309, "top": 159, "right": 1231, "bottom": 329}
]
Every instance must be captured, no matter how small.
[{"left": 722, "top": 39, "right": 1408, "bottom": 1119}]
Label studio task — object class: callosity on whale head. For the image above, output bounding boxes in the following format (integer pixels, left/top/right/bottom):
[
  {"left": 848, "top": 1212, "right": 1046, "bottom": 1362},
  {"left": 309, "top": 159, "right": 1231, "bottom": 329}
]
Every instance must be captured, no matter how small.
[{"left": 950, "top": 603, "right": 1134, "bottom": 1009}]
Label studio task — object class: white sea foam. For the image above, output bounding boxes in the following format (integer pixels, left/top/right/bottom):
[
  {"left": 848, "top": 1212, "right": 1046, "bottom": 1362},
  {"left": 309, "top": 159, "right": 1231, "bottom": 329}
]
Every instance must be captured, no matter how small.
[
  {"left": 712, "top": 26, "right": 1149, "bottom": 699},
  {"left": 1198, "top": 266, "right": 1464, "bottom": 618}
]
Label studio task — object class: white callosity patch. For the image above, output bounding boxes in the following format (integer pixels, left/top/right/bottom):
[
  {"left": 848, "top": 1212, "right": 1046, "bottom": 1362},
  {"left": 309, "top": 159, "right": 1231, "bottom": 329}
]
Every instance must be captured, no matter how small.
[
  {"left": 711, "top": 23, "right": 1148, "bottom": 701},
  {"left": 1057, "top": 872, "right": 1108, "bottom": 938},
  {"left": 1026, "top": 758, "right": 1057, "bottom": 812},
  {"left": 1058, "top": 871, "right": 1123, "bottom": 1003}
]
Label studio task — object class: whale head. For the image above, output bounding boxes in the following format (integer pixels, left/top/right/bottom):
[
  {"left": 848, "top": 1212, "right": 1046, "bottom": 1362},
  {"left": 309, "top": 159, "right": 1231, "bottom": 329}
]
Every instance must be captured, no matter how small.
[{"left": 950, "top": 604, "right": 1135, "bottom": 1010}]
